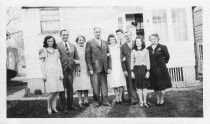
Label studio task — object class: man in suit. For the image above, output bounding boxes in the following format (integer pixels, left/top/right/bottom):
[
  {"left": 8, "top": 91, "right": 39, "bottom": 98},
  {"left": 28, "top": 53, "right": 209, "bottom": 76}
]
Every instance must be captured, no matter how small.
[
  {"left": 85, "top": 27, "right": 112, "bottom": 107},
  {"left": 120, "top": 31, "right": 138, "bottom": 105},
  {"left": 57, "top": 29, "right": 80, "bottom": 112}
]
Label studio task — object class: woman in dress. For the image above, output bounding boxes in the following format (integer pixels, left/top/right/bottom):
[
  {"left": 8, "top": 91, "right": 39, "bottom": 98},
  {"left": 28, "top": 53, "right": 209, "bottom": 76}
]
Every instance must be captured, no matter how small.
[
  {"left": 39, "top": 35, "right": 64, "bottom": 114},
  {"left": 131, "top": 36, "right": 150, "bottom": 107},
  {"left": 107, "top": 34, "right": 126, "bottom": 104},
  {"left": 147, "top": 33, "right": 172, "bottom": 107},
  {"left": 73, "top": 35, "right": 91, "bottom": 108}
]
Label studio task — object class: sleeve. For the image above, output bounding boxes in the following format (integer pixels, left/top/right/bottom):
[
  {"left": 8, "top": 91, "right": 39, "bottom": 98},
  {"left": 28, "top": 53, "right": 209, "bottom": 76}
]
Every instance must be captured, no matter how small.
[
  {"left": 130, "top": 50, "right": 134, "bottom": 71},
  {"left": 38, "top": 48, "right": 47, "bottom": 60},
  {"left": 107, "top": 43, "right": 112, "bottom": 70},
  {"left": 74, "top": 45, "right": 80, "bottom": 72},
  {"left": 56, "top": 50, "right": 63, "bottom": 77},
  {"left": 85, "top": 41, "right": 93, "bottom": 71},
  {"left": 120, "top": 46, "right": 126, "bottom": 72},
  {"left": 146, "top": 49, "right": 151, "bottom": 70},
  {"left": 162, "top": 45, "right": 170, "bottom": 63}
]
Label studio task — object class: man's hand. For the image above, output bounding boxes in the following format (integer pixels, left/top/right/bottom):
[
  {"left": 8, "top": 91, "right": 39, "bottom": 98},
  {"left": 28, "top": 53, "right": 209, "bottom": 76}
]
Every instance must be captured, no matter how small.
[
  {"left": 89, "top": 70, "right": 94, "bottom": 75},
  {"left": 122, "top": 57, "right": 126, "bottom": 62},
  {"left": 107, "top": 69, "right": 112, "bottom": 74},
  {"left": 145, "top": 71, "right": 150, "bottom": 79},
  {"left": 124, "top": 71, "right": 128, "bottom": 77},
  {"left": 76, "top": 71, "right": 80, "bottom": 76},
  {"left": 131, "top": 71, "right": 135, "bottom": 78}
]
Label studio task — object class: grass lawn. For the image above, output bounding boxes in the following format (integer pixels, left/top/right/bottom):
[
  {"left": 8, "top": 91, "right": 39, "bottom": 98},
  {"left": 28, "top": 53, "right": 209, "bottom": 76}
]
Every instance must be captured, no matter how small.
[{"left": 7, "top": 87, "right": 203, "bottom": 118}]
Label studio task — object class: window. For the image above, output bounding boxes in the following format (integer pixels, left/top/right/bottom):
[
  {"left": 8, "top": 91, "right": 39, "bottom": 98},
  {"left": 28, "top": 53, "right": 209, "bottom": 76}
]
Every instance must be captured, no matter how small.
[
  {"left": 172, "top": 8, "right": 188, "bottom": 41},
  {"left": 151, "top": 9, "right": 169, "bottom": 42},
  {"left": 40, "top": 8, "right": 60, "bottom": 34}
]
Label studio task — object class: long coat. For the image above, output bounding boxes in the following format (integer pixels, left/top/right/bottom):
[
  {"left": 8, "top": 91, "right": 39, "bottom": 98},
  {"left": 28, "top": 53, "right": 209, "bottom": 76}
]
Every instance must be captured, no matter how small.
[{"left": 147, "top": 43, "right": 172, "bottom": 91}]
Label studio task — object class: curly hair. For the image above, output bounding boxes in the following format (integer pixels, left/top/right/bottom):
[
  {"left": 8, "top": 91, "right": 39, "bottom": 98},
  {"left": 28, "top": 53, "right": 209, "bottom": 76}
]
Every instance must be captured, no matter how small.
[
  {"left": 43, "top": 35, "right": 57, "bottom": 49},
  {"left": 149, "top": 33, "right": 160, "bottom": 41}
]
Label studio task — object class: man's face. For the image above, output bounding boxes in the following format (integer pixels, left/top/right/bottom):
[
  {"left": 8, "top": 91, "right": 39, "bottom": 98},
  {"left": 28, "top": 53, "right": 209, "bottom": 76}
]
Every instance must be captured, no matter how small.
[
  {"left": 60, "top": 30, "right": 69, "bottom": 42},
  {"left": 94, "top": 28, "right": 101, "bottom": 39},
  {"left": 124, "top": 32, "right": 132, "bottom": 42},
  {"left": 116, "top": 32, "right": 124, "bottom": 40}
]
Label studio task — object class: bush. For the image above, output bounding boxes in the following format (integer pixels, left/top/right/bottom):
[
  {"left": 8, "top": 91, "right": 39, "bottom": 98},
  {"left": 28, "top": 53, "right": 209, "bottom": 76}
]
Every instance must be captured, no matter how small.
[{"left": 34, "top": 89, "right": 42, "bottom": 95}]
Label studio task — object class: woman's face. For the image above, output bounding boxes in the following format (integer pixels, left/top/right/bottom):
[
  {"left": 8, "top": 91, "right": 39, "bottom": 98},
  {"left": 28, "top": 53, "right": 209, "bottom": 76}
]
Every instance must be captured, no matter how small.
[
  {"left": 77, "top": 37, "right": 85, "bottom": 47},
  {"left": 136, "top": 38, "right": 142, "bottom": 47},
  {"left": 150, "top": 36, "right": 159, "bottom": 45},
  {"left": 109, "top": 37, "right": 116, "bottom": 45},
  {"left": 47, "top": 38, "right": 54, "bottom": 47}
]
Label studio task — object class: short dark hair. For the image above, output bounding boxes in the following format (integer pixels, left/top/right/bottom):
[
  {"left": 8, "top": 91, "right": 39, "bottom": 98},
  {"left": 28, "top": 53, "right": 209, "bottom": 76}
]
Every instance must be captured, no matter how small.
[
  {"left": 76, "top": 35, "right": 86, "bottom": 43},
  {"left": 60, "top": 29, "right": 68, "bottom": 36},
  {"left": 107, "top": 34, "right": 117, "bottom": 44},
  {"left": 116, "top": 29, "right": 123, "bottom": 34},
  {"left": 132, "top": 36, "right": 145, "bottom": 51},
  {"left": 43, "top": 35, "right": 57, "bottom": 49}
]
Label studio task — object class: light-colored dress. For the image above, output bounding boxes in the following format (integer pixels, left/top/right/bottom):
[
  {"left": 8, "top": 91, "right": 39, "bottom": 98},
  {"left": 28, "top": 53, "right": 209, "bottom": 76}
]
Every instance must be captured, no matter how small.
[
  {"left": 73, "top": 44, "right": 92, "bottom": 91},
  {"left": 39, "top": 48, "right": 64, "bottom": 93},
  {"left": 107, "top": 45, "right": 126, "bottom": 88}
]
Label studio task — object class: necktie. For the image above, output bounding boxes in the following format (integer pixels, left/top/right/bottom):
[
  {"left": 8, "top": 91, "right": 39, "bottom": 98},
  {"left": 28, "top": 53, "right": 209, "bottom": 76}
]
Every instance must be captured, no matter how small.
[{"left": 65, "top": 42, "right": 69, "bottom": 55}]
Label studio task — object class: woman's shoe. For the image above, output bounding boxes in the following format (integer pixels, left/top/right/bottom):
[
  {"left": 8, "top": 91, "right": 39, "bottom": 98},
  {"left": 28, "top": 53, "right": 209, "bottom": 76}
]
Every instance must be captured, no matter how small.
[
  {"left": 47, "top": 108, "right": 52, "bottom": 115},
  {"left": 143, "top": 103, "right": 149, "bottom": 108},
  {"left": 155, "top": 103, "right": 160, "bottom": 107},
  {"left": 139, "top": 103, "right": 144, "bottom": 108},
  {"left": 52, "top": 108, "right": 59, "bottom": 113}
]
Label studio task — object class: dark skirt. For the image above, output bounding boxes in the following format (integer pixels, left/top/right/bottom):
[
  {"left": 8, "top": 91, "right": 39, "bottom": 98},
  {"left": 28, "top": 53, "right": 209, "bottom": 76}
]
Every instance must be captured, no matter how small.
[
  {"left": 150, "top": 66, "right": 172, "bottom": 91},
  {"left": 134, "top": 65, "right": 150, "bottom": 89}
]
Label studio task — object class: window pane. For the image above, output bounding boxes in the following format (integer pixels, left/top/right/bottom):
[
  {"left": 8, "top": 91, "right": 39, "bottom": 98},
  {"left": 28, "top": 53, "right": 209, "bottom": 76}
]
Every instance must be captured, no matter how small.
[
  {"left": 172, "top": 8, "right": 188, "bottom": 41},
  {"left": 41, "top": 21, "right": 60, "bottom": 33},
  {"left": 152, "top": 9, "right": 169, "bottom": 42},
  {"left": 40, "top": 8, "right": 60, "bottom": 33}
]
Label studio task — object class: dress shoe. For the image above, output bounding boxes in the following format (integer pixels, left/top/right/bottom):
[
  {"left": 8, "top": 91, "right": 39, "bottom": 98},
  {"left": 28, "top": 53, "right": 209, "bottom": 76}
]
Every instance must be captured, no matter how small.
[
  {"left": 155, "top": 103, "right": 160, "bottom": 107},
  {"left": 79, "top": 103, "right": 85, "bottom": 108},
  {"left": 131, "top": 101, "right": 138, "bottom": 105},
  {"left": 83, "top": 103, "right": 90, "bottom": 107},
  {"left": 67, "top": 106, "right": 78, "bottom": 111},
  {"left": 102, "top": 103, "right": 111, "bottom": 107}
]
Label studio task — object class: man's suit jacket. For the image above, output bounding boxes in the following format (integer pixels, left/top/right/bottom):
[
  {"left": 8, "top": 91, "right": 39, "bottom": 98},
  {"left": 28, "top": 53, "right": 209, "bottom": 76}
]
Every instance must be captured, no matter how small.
[
  {"left": 56, "top": 41, "right": 80, "bottom": 73},
  {"left": 85, "top": 39, "right": 112, "bottom": 73},
  {"left": 120, "top": 41, "right": 134, "bottom": 72}
]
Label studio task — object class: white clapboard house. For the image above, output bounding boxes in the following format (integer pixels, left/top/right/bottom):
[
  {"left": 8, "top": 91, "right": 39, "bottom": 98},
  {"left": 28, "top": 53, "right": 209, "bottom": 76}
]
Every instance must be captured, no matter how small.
[{"left": 22, "top": 6, "right": 202, "bottom": 93}]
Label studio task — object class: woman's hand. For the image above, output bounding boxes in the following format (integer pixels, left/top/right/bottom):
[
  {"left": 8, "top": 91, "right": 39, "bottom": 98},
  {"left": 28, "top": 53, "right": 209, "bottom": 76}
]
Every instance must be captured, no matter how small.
[
  {"left": 76, "top": 71, "right": 80, "bottom": 77},
  {"left": 145, "top": 71, "right": 150, "bottom": 79},
  {"left": 60, "top": 74, "right": 64, "bottom": 80},
  {"left": 124, "top": 71, "right": 128, "bottom": 77},
  {"left": 107, "top": 69, "right": 112, "bottom": 74},
  {"left": 131, "top": 71, "right": 135, "bottom": 78}
]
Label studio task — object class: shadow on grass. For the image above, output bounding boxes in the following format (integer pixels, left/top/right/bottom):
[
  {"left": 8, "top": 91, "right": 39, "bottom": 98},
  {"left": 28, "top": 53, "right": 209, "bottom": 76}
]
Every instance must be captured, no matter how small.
[
  {"left": 7, "top": 98, "right": 89, "bottom": 118},
  {"left": 7, "top": 81, "right": 27, "bottom": 96},
  {"left": 143, "top": 90, "right": 203, "bottom": 117}
]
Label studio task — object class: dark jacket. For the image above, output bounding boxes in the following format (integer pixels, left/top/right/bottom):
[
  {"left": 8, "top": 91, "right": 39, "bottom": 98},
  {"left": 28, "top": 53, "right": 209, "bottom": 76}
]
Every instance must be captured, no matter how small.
[
  {"left": 147, "top": 43, "right": 170, "bottom": 70},
  {"left": 85, "top": 39, "right": 112, "bottom": 73},
  {"left": 120, "top": 42, "right": 134, "bottom": 72}
]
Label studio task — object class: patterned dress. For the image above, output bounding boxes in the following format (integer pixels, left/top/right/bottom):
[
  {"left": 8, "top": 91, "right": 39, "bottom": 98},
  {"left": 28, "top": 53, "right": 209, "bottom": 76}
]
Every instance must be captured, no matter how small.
[{"left": 39, "top": 48, "right": 64, "bottom": 93}]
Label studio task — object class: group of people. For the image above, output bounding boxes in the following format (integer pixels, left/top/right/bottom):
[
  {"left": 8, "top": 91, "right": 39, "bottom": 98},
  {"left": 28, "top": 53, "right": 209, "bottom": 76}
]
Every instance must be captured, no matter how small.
[{"left": 38, "top": 27, "right": 172, "bottom": 115}]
